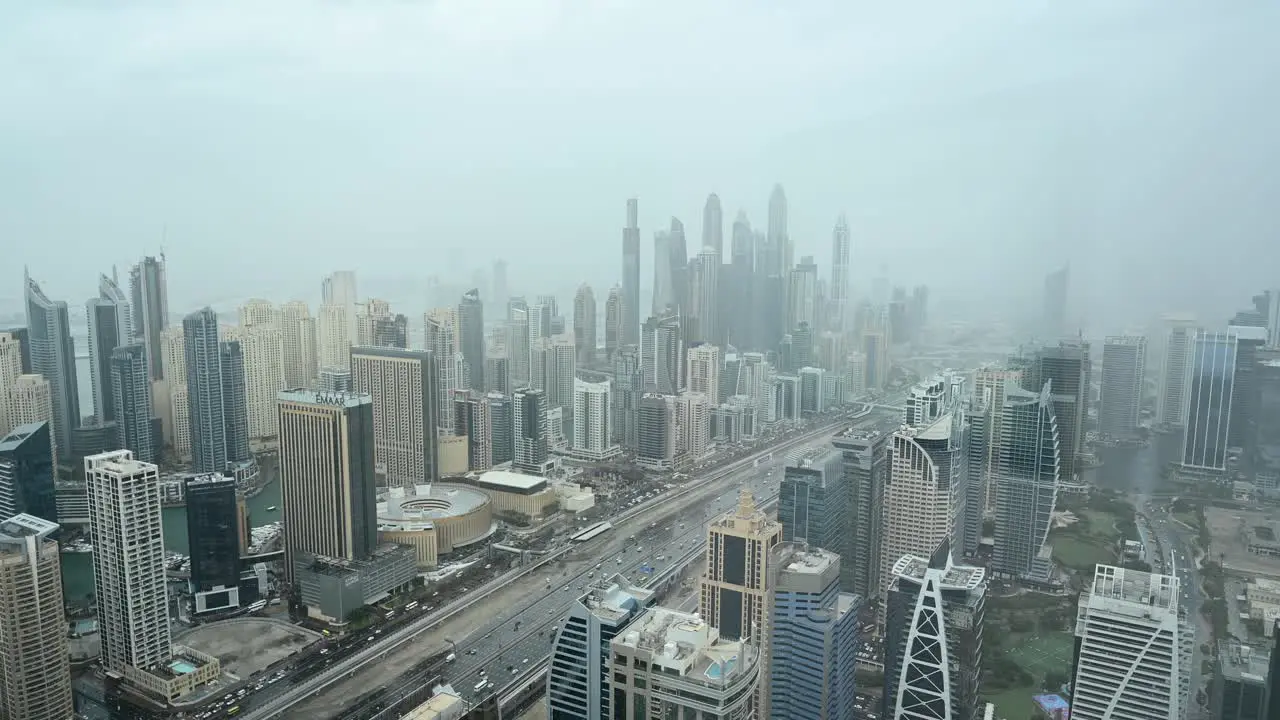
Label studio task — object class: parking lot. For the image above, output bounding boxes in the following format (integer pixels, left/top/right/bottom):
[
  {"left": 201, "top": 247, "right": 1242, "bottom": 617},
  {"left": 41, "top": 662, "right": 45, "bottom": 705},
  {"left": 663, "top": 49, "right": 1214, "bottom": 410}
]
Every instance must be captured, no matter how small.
[{"left": 178, "top": 618, "right": 322, "bottom": 680}]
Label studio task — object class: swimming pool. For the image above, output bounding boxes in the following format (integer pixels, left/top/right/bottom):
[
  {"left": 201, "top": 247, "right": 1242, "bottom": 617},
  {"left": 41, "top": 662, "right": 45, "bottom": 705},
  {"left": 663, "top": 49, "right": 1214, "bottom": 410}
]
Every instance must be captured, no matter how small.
[
  {"left": 704, "top": 656, "right": 738, "bottom": 680},
  {"left": 170, "top": 660, "right": 197, "bottom": 675}
]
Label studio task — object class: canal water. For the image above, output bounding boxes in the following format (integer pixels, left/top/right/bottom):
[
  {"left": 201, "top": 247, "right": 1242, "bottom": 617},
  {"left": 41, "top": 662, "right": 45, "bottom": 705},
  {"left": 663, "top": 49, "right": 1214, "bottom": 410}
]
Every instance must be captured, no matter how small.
[
  {"left": 60, "top": 477, "right": 283, "bottom": 605},
  {"left": 1082, "top": 431, "right": 1185, "bottom": 497}
]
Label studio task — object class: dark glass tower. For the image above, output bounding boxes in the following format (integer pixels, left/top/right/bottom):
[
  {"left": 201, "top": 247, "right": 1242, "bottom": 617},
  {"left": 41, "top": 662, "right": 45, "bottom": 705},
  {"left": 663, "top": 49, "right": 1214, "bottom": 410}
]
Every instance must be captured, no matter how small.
[
  {"left": 458, "top": 289, "right": 486, "bottom": 392},
  {"left": 184, "top": 308, "right": 227, "bottom": 473},
  {"left": 0, "top": 422, "right": 56, "bottom": 525},
  {"left": 219, "top": 340, "right": 250, "bottom": 464},
  {"left": 129, "top": 255, "right": 169, "bottom": 381},
  {"left": 185, "top": 475, "right": 242, "bottom": 612},
  {"left": 110, "top": 343, "right": 155, "bottom": 463},
  {"left": 24, "top": 271, "right": 80, "bottom": 459},
  {"left": 778, "top": 450, "right": 849, "bottom": 567}
]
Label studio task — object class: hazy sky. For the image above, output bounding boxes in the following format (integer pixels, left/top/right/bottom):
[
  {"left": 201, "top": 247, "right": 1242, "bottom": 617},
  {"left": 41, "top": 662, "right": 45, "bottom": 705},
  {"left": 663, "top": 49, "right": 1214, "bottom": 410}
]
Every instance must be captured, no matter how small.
[{"left": 3, "top": 1, "right": 1279, "bottom": 333}]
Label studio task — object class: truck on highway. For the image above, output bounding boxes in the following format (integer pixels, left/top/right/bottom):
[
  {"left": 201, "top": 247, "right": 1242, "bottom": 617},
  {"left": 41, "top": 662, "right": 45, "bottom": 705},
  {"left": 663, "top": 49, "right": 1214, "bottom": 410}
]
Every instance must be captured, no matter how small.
[{"left": 446, "top": 653, "right": 456, "bottom": 663}]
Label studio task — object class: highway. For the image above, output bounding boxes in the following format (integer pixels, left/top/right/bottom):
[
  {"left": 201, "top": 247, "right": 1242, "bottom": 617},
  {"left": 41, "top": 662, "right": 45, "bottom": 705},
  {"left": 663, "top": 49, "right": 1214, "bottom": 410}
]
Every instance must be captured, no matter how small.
[{"left": 239, "top": 406, "right": 891, "bottom": 719}]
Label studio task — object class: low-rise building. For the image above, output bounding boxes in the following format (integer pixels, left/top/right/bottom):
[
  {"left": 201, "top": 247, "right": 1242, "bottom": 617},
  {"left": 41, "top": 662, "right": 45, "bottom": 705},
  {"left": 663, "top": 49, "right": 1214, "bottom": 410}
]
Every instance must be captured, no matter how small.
[
  {"left": 465, "top": 470, "right": 560, "bottom": 526},
  {"left": 376, "top": 484, "right": 495, "bottom": 569},
  {"left": 120, "top": 646, "right": 221, "bottom": 704},
  {"left": 294, "top": 544, "right": 418, "bottom": 623}
]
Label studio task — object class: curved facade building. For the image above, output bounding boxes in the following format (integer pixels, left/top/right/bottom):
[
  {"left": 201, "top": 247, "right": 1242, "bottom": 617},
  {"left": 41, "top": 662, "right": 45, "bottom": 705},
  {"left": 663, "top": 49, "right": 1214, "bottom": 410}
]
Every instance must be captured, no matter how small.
[{"left": 376, "top": 483, "right": 494, "bottom": 568}]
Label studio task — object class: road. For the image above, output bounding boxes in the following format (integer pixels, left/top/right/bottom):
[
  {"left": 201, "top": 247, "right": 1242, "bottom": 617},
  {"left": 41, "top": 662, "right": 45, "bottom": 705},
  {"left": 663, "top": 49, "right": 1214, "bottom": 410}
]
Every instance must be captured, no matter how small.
[
  {"left": 1138, "top": 494, "right": 1209, "bottom": 715},
  {"left": 239, "top": 408, "right": 890, "bottom": 719}
]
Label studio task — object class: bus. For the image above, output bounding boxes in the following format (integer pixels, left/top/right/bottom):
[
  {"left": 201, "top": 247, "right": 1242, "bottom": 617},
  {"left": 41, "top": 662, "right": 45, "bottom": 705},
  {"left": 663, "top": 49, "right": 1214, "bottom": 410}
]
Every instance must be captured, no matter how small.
[
  {"left": 227, "top": 706, "right": 241, "bottom": 716},
  {"left": 406, "top": 601, "right": 420, "bottom": 610},
  {"left": 474, "top": 679, "right": 490, "bottom": 692}
]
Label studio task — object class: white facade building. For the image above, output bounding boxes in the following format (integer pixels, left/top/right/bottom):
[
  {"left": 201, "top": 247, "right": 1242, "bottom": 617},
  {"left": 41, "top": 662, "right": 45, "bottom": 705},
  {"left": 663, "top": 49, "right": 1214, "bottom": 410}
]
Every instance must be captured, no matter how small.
[
  {"left": 280, "top": 301, "right": 318, "bottom": 390},
  {"left": 1157, "top": 315, "right": 1198, "bottom": 428},
  {"left": 572, "top": 378, "right": 617, "bottom": 460},
  {"left": 680, "top": 391, "right": 712, "bottom": 460},
  {"left": 317, "top": 303, "right": 351, "bottom": 371},
  {"left": 237, "top": 298, "right": 280, "bottom": 328},
  {"left": 687, "top": 344, "right": 723, "bottom": 406},
  {"left": 6, "top": 375, "right": 55, "bottom": 463},
  {"left": 159, "top": 326, "right": 191, "bottom": 461},
  {"left": 224, "top": 323, "right": 285, "bottom": 442},
  {"left": 0, "top": 333, "right": 23, "bottom": 436},
  {"left": 85, "top": 451, "right": 173, "bottom": 676},
  {"left": 1070, "top": 564, "right": 1192, "bottom": 720}
]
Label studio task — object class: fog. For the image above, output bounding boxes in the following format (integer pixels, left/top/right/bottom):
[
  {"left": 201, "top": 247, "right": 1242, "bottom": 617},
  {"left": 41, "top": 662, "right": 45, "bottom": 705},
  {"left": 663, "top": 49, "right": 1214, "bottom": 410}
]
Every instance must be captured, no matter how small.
[{"left": 3, "top": 1, "right": 1279, "bottom": 332}]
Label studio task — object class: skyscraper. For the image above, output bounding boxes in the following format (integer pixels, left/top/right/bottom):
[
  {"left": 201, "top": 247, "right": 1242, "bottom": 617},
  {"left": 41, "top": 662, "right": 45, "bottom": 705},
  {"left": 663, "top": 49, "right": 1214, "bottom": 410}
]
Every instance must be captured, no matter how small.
[
  {"left": 702, "top": 192, "right": 724, "bottom": 256},
  {"left": 573, "top": 283, "right": 597, "bottom": 367},
  {"left": 787, "top": 256, "right": 819, "bottom": 334},
  {"left": 728, "top": 211, "right": 755, "bottom": 349},
  {"left": 457, "top": 288, "right": 486, "bottom": 392},
  {"left": 832, "top": 424, "right": 890, "bottom": 598},
  {"left": 883, "top": 549, "right": 987, "bottom": 720},
  {"left": 277, "top": 390, "right": 376, "bottom": 580},
  {"left": 763, "top": 543, "right": 861, "bottom": 720},
  {"left": 768, "top": 184, "right": 790, "bottom": 278},
  {"left": 1156, "top": 315, "right": 1198, "bottom": 428},
  {"left": 668, "top": 218, "right": 689, "bottom": 319},
  {"left": 110, "top": 343, "right": 156, "bottom": 463},
  {"left": 992, "top": 381, "right": 1060, "bottom": 579},
  {"left": 547, "top": 575, "right": 654, "bottom": 720},
  {"left": 830, "top": 215, "right": 851, "bottom": 334},
  {"left": 970, "top": 367, "right": 1024, "bottom": 514},
  {"left": 777, "top": 450, "right": 849, "bottom": 560},
  {"left": 652, "top": 230, "right": 675, "bottom": 315},
  {"left": 219, "top": 339, "right": 251, "bottom": 464},
  {"left": 643, "top": 312, "right": 683, "bottom": 394},
  {"left": 224, "top": 323, "right": 285, "bottom": 442},
  {"left": 184, "top": 308, "right": 226, "bottom": 473},
  {"left": 621, "top": 198, "right": 641, "bottom": 347},
  {"left": 87, "top": 273, "right": 132, "bottom": 423},
  {"left": 85, "top": 450, "right": 172, "bottom": 676},
  {"left": 1099, "top": 335, "right": 1147, "bottom": 438},
  {"left": 1024, "top": 341, "right": 1089, "bottom": 482},
  {"left": 279, "top": 301, "right": 318, "bottom": 389},
  {"left": 0, "top": 332, "right": 25, "bottom": 436},
  {"left": 0, "top": 422, "right": 56, "bottom": 524},
  {"left": 636, "top": 394, "right": 675, "bottom": 470},
  {"left": 513, "top": 388, "right": 551, "bottom": 476},
  {"left": 534, "top": 333, "right": 577, "bottom": 419},
  {"left": 686, "top": 343, "right": 723, "bottom": 405},
  {"left": 349, "top": 347, "right": 439, "bottom": 486},
  {"left": 690, "top": 246, "right": 720, "bottom": 345},
  {"left": 23, "top": 270, "right": 79, "bottom": 460},
  {"left": 130, "top": 255, "right": 169, "bottom": 381},
  {"left": 572, "top": 378, "right": 615, "bottom": 460},
  {"left": 700, "top": 488, "right": 783, "bottom": 642},
  {"left": 1042, "top": 264, "right": 1069, "bottom": 339},
  {"left": 317, "top": 303, "right": 351, "bottom": 371},
  {"left": 612, "top": 344, "right": 642, "bottom": 451},
  {"left": 6, "top": 375, "right": 55, "bottom": 463},
  {"left": 1069, "top": 565, "right": 1192, "bottom": 720},
  {"left": 452, "top": 390, "right": 492, "bottom": 471},
  {"left": 160, "top": 326, "right": 191, "bottom": 461},
  {"left": 0, "top": 513, "right": 73, "bottom": 720},
  {"left": 487, "top": 392, "right": 513, "bottom": 465},
  {"left": 321, "top": 270, "right": 358, "bottom": 338},
  {"left": 185, "top": 474, "right": 243, "bottom": 613},
  {"left": 603, "top": 285, "right": 624, "bottom": 361},
  {"left": 492, "top": 259, "right": 508, "bottom": 308},
  {"left": 1183, "top": 330, "right": 1239, "bottom": 472}
]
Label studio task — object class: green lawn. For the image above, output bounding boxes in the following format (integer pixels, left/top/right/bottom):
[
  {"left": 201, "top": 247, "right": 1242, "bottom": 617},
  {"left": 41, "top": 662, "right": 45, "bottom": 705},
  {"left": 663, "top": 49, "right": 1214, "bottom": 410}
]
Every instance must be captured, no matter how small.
[
  {"left": 984, "top": 631, "right": 1075, "bottom": 718},
  {"left": 1051, "top": 534, "right": 1115, "bottom": 571}
]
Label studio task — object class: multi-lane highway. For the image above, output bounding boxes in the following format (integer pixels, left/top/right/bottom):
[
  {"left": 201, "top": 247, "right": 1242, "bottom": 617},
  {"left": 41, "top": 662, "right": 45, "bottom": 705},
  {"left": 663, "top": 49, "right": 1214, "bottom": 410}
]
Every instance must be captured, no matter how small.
[{"left": 239, "top": 407, "right": 892, "bottom": 719}]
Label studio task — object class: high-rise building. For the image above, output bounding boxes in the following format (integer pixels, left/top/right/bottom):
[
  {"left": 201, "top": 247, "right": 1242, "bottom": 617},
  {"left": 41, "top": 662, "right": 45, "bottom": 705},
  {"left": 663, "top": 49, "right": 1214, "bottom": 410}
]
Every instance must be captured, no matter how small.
[
  {"left": 572, "top": 378, "right": 615, "bottom": 461},
  {"left": 349, "top": 347, "right": 439, "bottom": 486},
  {"left": 1214, "top": 639, "right": 1271, "bottom": 720},
  {"left": 687, "top": 343, "right": 723, "bottom": 405},
  {"left": 1183, "top": 330, "right": 1239, "bottom": 472},
  {"left": 1228, "top": 325, "right": 1268, "bottom": 465},
  {"left": 859, "top": 325, "right": 890, "bottom": 391},
  {"left": 1157, "top": 315, "right": 1198, "bottom": 428},
  {"left": 0, "top": 422, "right": 56, "bottom": 524},
  {"left": 1042, "top": 264, "right": 1069, "bottom": 339},
  {"left": 219, "top": 340, "right": 251, "bottom": 464},
  {"left": 1099, "top": 335, "right": 1147, "bottom": 438},
  {"left": 880, "top": 410, "right": 968, "bottom": 605},
  {"left": 636, "top": 394, "right": 675, "bottom": 471},
  {"left": 513, "top": 388, "right": 551, "bottom": 476},
  {"left": 787, "top": 256, "right": 819, "bottom": 334},
  {"left": 23, "top": 271, "right": 79, "bottom": 460},
  {"left": 702, "top": 192, "right": 724, "bottom": 256},
  {"left": 492, "top": 260, "right": 509, "bottom": 308},
  {"left": 992, "top": 381, "right": 1060, "bottom": 579},
  {"left": 679, "top": 391, "right": 712, "bottom": 460},
  {"left": 85, "top": 450, "right": 173, "bottom": 675},
  {"left": 643, "top": 312, "right": 683, "bottom": 394},
  {"left": 609, "top": 606, "right": 761, "bottom": 720},
  {"left": 667, "top": 218, "right": 689, "bottom": 321},
  {"left": 5, "top": 376, "right": 56, "bottom": 463},
  {"left": 700, "top": 488, "right": 783, "bottom": 642},
  {"left": 652, "top": 230, "right": 676, "bottom": 316},
  {"left": 110, "top": 343, "right": 156, "bottom": 463},
  {"left": 160, "top": 326, "right": 191, "bottom": 461},
  {"left": 534, "top": 334, "right": 577, "bottom": 420},
  {"left": 183, "top": 308, "right": 226, "bottom": 473},
  {"left": 603, "top": 285, "right": 624, "bottom": 362},
  {"left": 87, "top": 273, "right": 132, "bottom": 424},
  {"left": 612, "top": 344, "right": 642, "bottom": 450},
  {"left": 832, "top": 424, "right": 891, "bottom": 598},
  {"left": 0, "top": 332, "right": 25, "bottom": 436},
  {"left": 224, "top": 324, "right": 285, "bottom": 442},
  {"left": 727, "top": 212, "right": 755, "bottom": 349},
  {"left": 622, "top": 198, "right": 642, "bottom": 347},
  {"left": 452, "top": 390, "right": 492, "bottom": 471},
  {"left": 961, "top": 401, "right": 989, "bottom": 558},
  {"left": 458, "top": 288, "right": 486, "bottom": 392},
  {"left": 547, "top": 574, "right": 655, "bottom": 720},
  {"left": 768, "top": 184, "right": 790, "bottom": 278},
  {"left": 573, "top": 284, "right": 597, "bottom": 367},
  {"left": 778, "top": 450, "right": 849, "bottom": 561},
  {"left": 129, "top": 255, "right": 170, "bottom": 381},
  {"left": 321, "top": 270, "right": 358, "bottom": 338},
  {"left": 883, "top": 549, "right": 987, "bottom": 720},
  {"left": 486, "top": 392, "right": 513, "bottom": 465},
  {"left": 1024, "top": 341, "right": 1089, "bottom": 482},
  {"left": 763, "top": 543, "right": 861, "bottom": 720},
  {"left": 317, "top": 303, "right": 351, "bottom": 371},
  {"left": 829, "top": 216, "right": 851, "bottom": 334},
  {"left": 1069, "top": 565, "right": 1192, "bottom": 720},
  {"left": 279, "top": 301, "right": 318, "bottom": 389},
  {"left": 277, "top": 390, "right": 377, "bottom": 580},
  {"left": 185, "top": 474, "right": 243, "bottom": 613},
  {"left": 970, "top": 367, "right": 1024, "bottom": 514},
  {"left": 0, "top": 513, "right": 73, "bottom": 720},
  {"left": 689, "top": 246, "right": 720, "bottom": 345}
]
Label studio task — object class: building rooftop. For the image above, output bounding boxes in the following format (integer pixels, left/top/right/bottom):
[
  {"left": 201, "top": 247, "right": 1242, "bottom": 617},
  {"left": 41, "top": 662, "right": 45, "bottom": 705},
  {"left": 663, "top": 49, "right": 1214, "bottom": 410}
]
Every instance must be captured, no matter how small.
[
  {"left": 183, "top": 473, "right": 235, "bottom": 489},
  {"left": 911, "top": 412, "right": 954, "bottom": 441},
  {"left": 0, "top": 513, "right": 58, "bottom": 543},
  {"left": 276, "top": 389, "right": 371, "bottom": 408},
  {"left": 892, "top": 554, "right": 986, "bottom": 591},
  {"left": 582, "top": 574, "right": 655, "bottom": 624},
  {"left": 614, "top": 607, "right": 756, "bottom": 687},
  {"left": 84, "top": 450, "right": 155, "bottom": 475},
  {"left": 0, "top": 421, "right": 45, "bottom": 451},
  {"left": 1229, "top": 325, "right": 1269, "bottom": 342},
  {"left": 1219, "top": 640, "right": 1271, "bottom": 684},
  {"left": 476, "top": 469, "right": 548, "bottom": 492},
  {"left": 402, "top": 685, "right": 464, "bottom": 719},
  {"left": 377, "top": 483, "right": 490, "bottom": 530},
  {"left": 1086, "top": 564, "right": 1179, "bottom": 612}
]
